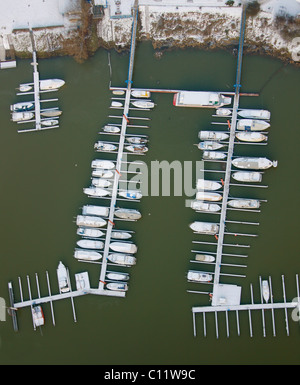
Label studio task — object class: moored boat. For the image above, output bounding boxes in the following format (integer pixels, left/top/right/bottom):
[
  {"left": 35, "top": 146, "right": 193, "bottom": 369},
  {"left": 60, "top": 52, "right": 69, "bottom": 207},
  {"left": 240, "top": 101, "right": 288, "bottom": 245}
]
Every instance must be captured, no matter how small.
[
  {"left": 109, "top": 242, "right": 137, "bottom": 254},
  {"left": 41, "top": 119, "right": 59, "bottom": 126},
  {"left": 10, "top": 101, "right": 34, "bottom": 112},
  {"left": 74, "top": 249, "right": 102, "bottom": 261},
  {"left": 262, "top": 280, "right": 270, "bottom": 303},
  {"left": 228, "top": 199, "right": 260, "bottom": 209},
  {"left": 190, "top": 200, "right": 221, "bottom": 212},
  {"left": 83, "top": 187, "right": 111, "bottom": 197},
  {"left": 118, "top": 190, "right": 142, "bottom": 200},
  {"left": 94, "top": 142, "right": 118, "bottom": 152},
  {"left": 111, "top": 231, "right": 132, "bottom": 239},
  {"left": 57, "top": 261, "right": 70, "bottom": 293},
  {"left": 232, "top": 171, "right": 262, "bottom": 183},
  {"left": 187, "top": 270, "right": 213, "bottom": 282},
  {"left": 131, "top": 100, "right": 155, "bottom": 109},
  {"left": 92, "top": 169, "right": 114, "bottom": 179},
  {"left": 203, "top": 151, "right": 226, "bottom": 160},
  {"left": 197, "top": 179, "right": 222, "bottom": 191},
  {"left": 216, "top": 108, "right": 231, "bottom": 116},
  {"left": 40, "top": 110, "right": 62, "bottom": 117},
  {"left": 32, "top": 305, "right": 45, "bottom": 327},
  {"left": 107, "top": 253, "right": 136, "bottom": 265},
  {"left": 11, "top": 111, "right": 34, "bottom": 121},
  {"left": 82, "top": 205, "right": 109, "bottom": 217},
  {"left": 237, "top": 119, "right": 270, "bottom": 131},
  {"left": 198, "top": 141, "right": 225, "bottom": 150},
  {"left": 76, "top": 215, "right": 107, "bottom": 228},
  {"left": 131, "top": 90, "right": 150, "bottom": 98},
  {"left": 77, "top": 227, "right": 104, "bottom": 238},
  {"left": 238, "top": 109, "right": 271, "bottom": 120},
  {"left": 106, "top": 282, "right": 128, "bottom": 291},
  {"left": 114, "top": 208, "right": 142, "bottom": 220},
  {"left": 236, "top": 132, "right": 267, "bottom": 142},
  {"left": 111, "top": 101, "right": 123, "bottom": 107},
  {"left": 126, "top": 136, "right": 148, "bottom": 144},
  {"left": 91, "top": 160, "right": 115, "bottom": 169},
  {"left": 125, "top": 145, "right": 148, "bottom": 153},
  {"left": 189, "top": 221, "right": 219, "bottom": 234},
  {"left": 39, "top": 79, "right": 65, "bottom": 90},
  {"left": 232, "top": 157, "right": 278, "bottom": 170},
  {"left": 195, "top": 254, "right": 215, "bottom": 262},
  {"left": 102, "top": 125, "right": 120, "bottom": 133},
  {"left": 77, "top": 239, "right": 104, "bottom": 249},
  {"left": 198, "top": 131, "right": 229, "bottom": 141},
  {"left": 196, "top": 192, "right": 222, "bottom": 201},
  {"left": 19, "top": 83, "right": 32, "bottom": 92},
  {"left": 106, "top": 272, "right": 129, "bottom": 281},
  {"left": 173, "top": 91, "right": 231, "bottom": 108},
  {"left": 91, "top": 178, "right": 112, "bottom": 188},
  {"left": 112, "top": 90, "right": 125, "bottom": 95}
]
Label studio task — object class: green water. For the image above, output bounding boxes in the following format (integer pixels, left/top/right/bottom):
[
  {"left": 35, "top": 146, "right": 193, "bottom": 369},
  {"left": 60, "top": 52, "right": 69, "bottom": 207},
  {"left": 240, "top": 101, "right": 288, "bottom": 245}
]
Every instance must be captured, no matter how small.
[{"left": 0, "top": 42, "right": 300, "bottom": 365}]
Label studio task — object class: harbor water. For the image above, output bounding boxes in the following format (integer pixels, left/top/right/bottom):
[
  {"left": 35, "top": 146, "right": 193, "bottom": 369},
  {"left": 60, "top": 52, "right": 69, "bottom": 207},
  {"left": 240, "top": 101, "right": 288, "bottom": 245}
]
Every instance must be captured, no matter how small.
[{"left": 0, "top": 42, "right": 299, "bottom": 364}]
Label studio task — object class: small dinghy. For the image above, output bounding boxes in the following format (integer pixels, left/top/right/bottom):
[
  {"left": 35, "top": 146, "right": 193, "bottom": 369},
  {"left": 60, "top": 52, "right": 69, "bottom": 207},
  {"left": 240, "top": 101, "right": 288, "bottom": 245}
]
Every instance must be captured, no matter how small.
[
  {"left": 189, "top": 221, "right": 219, "bottom": 234},
  {"left": 236, "top": 132, "right": 267, "bottom": 142},
  {"left": 112, "top": 90, "right": 125, "bottom": 95},
  {"left": 10, "top": 101, "right": 34, "bottom": 112},
  {"left": 203, "top": 151, "right": 226, "bottom": 160},
  {"left": 111, "top": 231, "right": 132, "bottom": 239},
  {"left": 198, "top": 131, "right": 229, "bottom": 141},
  {"left": 125, "top": 145, "right": 148, "bottom": 153},
  {"left": 109, "top": 242, "right": 137, "bottom": 254},
  {"left": 118, "top": 190, "right": 142, "bottom": 200},
  {"left": 196, "top": 192, "right": 222, "bottom": 201},
  {"left": 232, "top": 157, "right": 278, "bottom": 170},
  {"left": 76, "top": 215, "right": 107, "bottom": 228},
  {"left": 94, "top": 142, "right": 118, "bottom": 152},
  {"left": 91, "top": 160, "right": 115, "bottom": 169},
  {"left": 111, "top": 101, "right": 123, "bottom": 107},
  {"left": 57, "top": 261, "right": 70, "bottom": 293},
  {"left": 126, "top": 136, "right": 148, "bottom": 144},
  {"left": 40, "top": 110, "right": 62, "bottom": 117},
  {"left": 228, "top": 199, "right": 260, "bottom": 209},
  {"left": 91, "top": 178, "right": 112, "bottom": 188},
  {"left": 237, "top": 119, "right": 270, "bottom": 131},
  {"left": 32, "top": 305, "right": 45, "bottom": 327},
  {"left": 102, "top": 125, "right": 120, "bottom": 133},
  {"left": 106, "top": 282, "right": 128, "bottom": 291},
  {"left": 77, "top": 227, "right": 104, "bottom": 238},
  {"left": 106, "top": 272, "right": 129, "bottom": 281},
  {"left": 198, "top": 141, "right": 225, "bottom": 150},
  {"left": 114, "top": 208, "right": 142, "bottom": 220},
  {"left": 11, "top": 111, "right": 34, "bottom": 121},
  {"left": 19, "top": 83, "right": 32, "bottom": 92},
  {"left": 197, "top": 179, "right": 222, "bottom": 191},
  {"left": 131, "top": 100, "right": 154, "bottom": 109},
  {"left": 41, "top": 119, "right": 59, "bottom": 126},
  {"left": 216, "top": 108, "right": 231, "bottom": 116},
  {"left": 107, "top": 253, "right": 136, "bottom": 265},
  {"left": 92, "top": 169, "right": 114, "bottom": 179},
  {"left": 83, "top": 187, "right": 111, "bottom": 197},
  {"left": 195, "top": 254, "right": 215, "bottom": 262},
  {"left": 187, "top": 270, "right": 213, "bottom": 282},
  {"left": 74, "top": 250, "right": 102, "bottom": 261},
  {"left": 131, "top": 90, "right": 150, "bottom": 98},
  {"left": 262, "top": 280, "right": 270, "bottom": 303},
  {"left": 232, "top": 171, "right": 262, "bottom": 183},
  {"left": 82, "top": 205, "right": 109, "bottom": 217},
  {"left": 77, "top": 239, "right": 104, "bottom": 249},
  {"left": 190, "top": 200, "right": 221, "bottom": 212},
  {"left": 238, "top": 109, "right": 271, "bottom": 120}
]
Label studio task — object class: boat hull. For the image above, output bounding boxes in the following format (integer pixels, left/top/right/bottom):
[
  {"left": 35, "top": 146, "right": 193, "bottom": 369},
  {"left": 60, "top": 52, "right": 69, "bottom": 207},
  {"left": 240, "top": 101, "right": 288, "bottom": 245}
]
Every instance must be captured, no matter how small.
[
  {"left": 189, "top": 221, "right": 219, "bottom": 234},
  {"left": 236, "top": 132, "right": 267, "bottom": 142},
  {"left": 187, "top": 270, "right": 213, "bottom": 282},
  {"left": 198, "top": 131, "right": 229, "bottom": 141},
  {"left": 109, "top": 242, "right": 137, "bottom": 254},
  {"left": 76, "top": 215, "right": 107, "bottom": 228},
  {"left": 237, "top": 119, "right": 270, "bottom": 131},
  {"left": 107, "top": 253, "right": 136, "bottom": 265},
  {"left": 203, "top": 151, "right": 226, "bottom": 160},
  {"left": 114, "top": 209, "right": 142, "bottom": 220},
  {"left": 232, "top": 157, "right": 277, "bottom": 170},
  {"left": 196, "top": 192, "right": 222, "bottom": 201},
  {"left": 232, "top": 171, "right": 262, "bottom": 183},
  {"left": 91, "top": 160, "right": 115, "bottom": 169},
  {"left": 228, "top": 199, "right": 260, "bottom": 209},
  {"left": 191, "top": 200, "right": 221, "bottom": 212},
  {"left": 74, "top": 250, "right": 102, "bottom": 261}
]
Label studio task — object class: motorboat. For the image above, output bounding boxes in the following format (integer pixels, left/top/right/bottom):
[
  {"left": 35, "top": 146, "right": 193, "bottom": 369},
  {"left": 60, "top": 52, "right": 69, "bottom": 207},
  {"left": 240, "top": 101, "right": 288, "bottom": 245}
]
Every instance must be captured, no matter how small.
[
  {"left": 10, "top": 101, "right": 34, "bottom": 112},
  {"left": 216, "top": 108, "right": 231, "bottom": 116},
  {"left": 262, "top": 280, "right": 270, "bottom": 303},
  {"left": 91, "top": 160, "right": 115, "bottom": 169},
  {"left": 131, "top": 100, "right": 155, "bottom": 109},
  {"left": 198, "top": 131, "right": 229, "bottom": 141},
  {"left": 91, "top": 178, "right": 112, "bottom": 188},
  {"left": 237, "top": 119, "right": 270, "bottom": 131},
  {"left": 232, "top": 157, "right": 278, "bottom": 170},
  {"left": 77, "top": 239, "right": 104, "bottom": 249},
  {"left": 112, "top": 90, "right": 125, "bottom": 95},
  {"left": 114, "top": 208, "right": 142, "bottom": 220},
  {"left": 125, "top": 145, "right": 148, "bottom": 153},
  {"left": 111, "top": 101, "right": 123, "bottom": 107},
  {"left": 83, "top": 187, "right": 111, "bottom": 197},
  {"left": 11, "top": 111, "right": 34, "bottom": 121},
  {"left": 106, "top": 282, "right": 128, "bottom": 291},
  {"left": 203, "top": 151, "right": 226, "bottom": 160},
  {"left": 107, "top": 253, "right": 136, "bottom": 265},
  {"left": 232, "top": 171, "right": 262, "bottom": 183},
  {"left": 32, "top": 305, "right": 45, "bottom": 327},
  {"left": 74, "top": 249, "right": 102, "bottom": 261},
  {"left": 189, "top": 221, "right": 219, "bottom": 234},
  {"left": 94, "top": 142, "right": 118, "bottom": 152},
  {"left": 196, "top": 179, "right": 222, "bottom": 191},
  {"left": 76, "top": 215, "right": 107, "bottom": 228},
  {"left": 106, "top": 272, "right": 129, "bottom": 281},
  {"left": 126, "top": 136, "right": 148, "bottom": 144},
  {"left": 39, "top": 79, "right": 65, "bottom": 90},
  {"left": 173, "top": 91, "right": 231, "bottom": 108},
  {"left": 198, "top": 141, "right": 225, "bottom": 150},
  {"left": 41, "top": 119, "right": 59, "bottom": 126},
  {"left": 131, "top": 90, "right": 150, "bottom": 98},
  {"left": 190, "top": 200, "right": 221, "bottom": 212},
  {"left": 40, "top": 110, "right": 62, "bottom": 117},
  {"left": 82, "top": 205, "right": 109, "bottom": 217},
  {"left": 118, "top": 190, "right": 142, "bottom": 200},
  {"left": 236, "top": 132, "right": 267, "bottom": 142},
  {"left": 196, "top": 192, "right": 222, "bottom": 201},
  {"left": 57, "top": 261, "right": 70, "bottom": 293},
  {"left": 109, "top": 242, "right": 137, "bottom": 254},
  {"left": 228, "top": 199, "right": 260, "bottom": 209},
  {"left": 92, "top": 169, "right": 114, "bottom": 179},
  {"left": 77, "top": 227, "right": 104, "bottom": 238},
  {"left": 111, "top": 231, "right": 132, "bottom": 239},
  {"left": 238, "top": 109, "right": 271, "bottom": 120},
  {"left": 195, "top": 254, "right": 215, "bottom": 262},
  {"left": 19, "top": 83, "right": 32, "bottom": 92},
  {"left": 102, "top": 125, "right": 120, "bottom": 133},
  {"left": 187, "top": 270, "right": 213, "bottom": 282}
]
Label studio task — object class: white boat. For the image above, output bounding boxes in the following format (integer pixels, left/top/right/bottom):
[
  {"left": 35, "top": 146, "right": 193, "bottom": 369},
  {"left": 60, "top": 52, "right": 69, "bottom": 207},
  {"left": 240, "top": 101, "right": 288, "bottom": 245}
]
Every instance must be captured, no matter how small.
[
  {"left": 114, "top": 208, "right": 142, "bottom": 220},
  {"left": 126, "top": 136, "right": 148, "bottom": 144},
  {"left": 232, "top": 171, "right": 262, "bottom": 183},
  {"left": 197, "top": 179, "right": 222, "bottom": 191},
  {"left": 125, "top": 145, "right": 148, "bottom": 153},
  {"left": 57, "top": 261, "right": 70, "bottom": 293},
  {"left": 32, "top": 305, "right": 45, "bottom": 327},
  {"left": 91, "top": 160, "right": 115, "bottom": 169},
  {"left": 40, "top": 79, "right": 65, "bottom": 90},
  {"left": 106, "top": 282, "right": 128, "bottom": 291},
  {"left": 111, "top": 231, "right": 132, "bottom": 239},
  {"left": 131, "top": 90, "right": 150, "bottom": 98},
  {"left": 203, "top": 151, "right": 226, "bottom": 160},
  {"left": 198, "top": 131, "right": 229, "bottom": 141},
  {"left": 19, "top": 83, "right": 32, "bottom": 92},
  {"left": 131, "top": 100, "right": 155, "bottom": 109},
  {"left": 262, "top": 280, "right": 270, "bottom": 303},
  {"left": 198, "top": 141, "right": 225, "bottom": 150},
  {"left": 77, "top": 239, "right": 104, "bottom": 249},
  {"left": 107, "top": 253, "right": 136, "bottom": 265},
  {"left": 237, "top": 119, "right": 270, "bottom": 131},
  {"left": 196, "top": 192, "right": 222, "bottom": 201},
  {"left": 109, "top": 242, "right": 137, "bottom": 254},
  {"left": 111, "top": 101, "right": 123, "bottom": 107},
  {"left": 187, "top": 270, "right": 213, "bottom": 282},
  {"left": 236, "top": 132, "right": 267, "bottom": 142},
  {"left": 106, "top": 272, "right": 129, "bottom": 281},
  {"left": 40, "top": 110, "right": 62, "bottom": 117},
  {"left": 77, "top": 227, "right": 104, "bottom": 238},
  {"left": 94, "top": 142, "right": 118, "bottom": 152},
  {"left": 91, "top": 178, "right": 112, "bottom": 188},
  {"left": 216, "top": 108, "right": 231, "bottom": 116},
  {"left": 102, "top": 125, "right": 120, "bottom": 133},
  {"left": 76, "top": 215, "right": 107, "bottom": 228},
  {"left": 83, "top": 187, "right": 111, "bottom": 197},
  {"left": 92, "top": 169, "right": 114, "bottom": 179},
  {"left": 228, "top": 199, "right": 260, "bottom": 209},
  {"left": 41, "top": 119, "right": 59, "bottom": 126},
  {"left": 82, "top": 205, "right": 109, "bottom": 217},
  {"left": 10, "top": 101, "right": 34, "bottom": 112},
  {"left": 238, "top": 109, "right": 271, "bottom": 120},
  {"left": 173, "top": 91, "right": 231, "bottom": 108},
  {"left": 189, "top": 221, "right": 219, "bottom": 234},
  {"left": 118, "top": 190, "right": 142, "bottom": 200},
  {"left": 74, "top": 250, "right": 102, "bottom": 261},
  {"left": 190, "top": 200, "right": 221, "bottom": 212},
  {"left": 112, "top": 90, "right": 125, "bottom": 95},
  {"left": 232, "top": 157, "right": 278, "bottom": 170},
  {"left": 11, "top": 111, "right": 34, "bottom": 121},
  {"left": 195, "top": 254, "right": 215, "bottom": 262}
]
